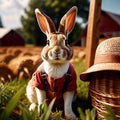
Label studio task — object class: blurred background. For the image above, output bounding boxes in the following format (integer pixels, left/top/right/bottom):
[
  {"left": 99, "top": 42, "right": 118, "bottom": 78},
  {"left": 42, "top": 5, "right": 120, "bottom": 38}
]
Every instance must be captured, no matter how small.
[{"left": 0, "top": 0, "right": 120, "bottom": 46}]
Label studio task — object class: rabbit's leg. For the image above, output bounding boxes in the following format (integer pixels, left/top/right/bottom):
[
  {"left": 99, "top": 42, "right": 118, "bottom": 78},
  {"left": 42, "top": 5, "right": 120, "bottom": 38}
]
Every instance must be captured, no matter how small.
[
  {"left": 26, "top": 85, "right": 37, "bottom": 111},
  {"left": 35, "top": 88, "right": 46, "bottom": 112},
  {"left": 26, "top": 86, "right": 46, "bottom": 112},
  {"left": 63, "top": 91, "right": 76, "bottom": 119}
]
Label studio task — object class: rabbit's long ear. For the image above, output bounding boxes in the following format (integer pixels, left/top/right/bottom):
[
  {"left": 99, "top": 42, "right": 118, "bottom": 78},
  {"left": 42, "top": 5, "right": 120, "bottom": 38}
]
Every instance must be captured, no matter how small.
[
  {"left": 58, "top": 6, "right": 77, "bottom": 36},
  {"left": 35, "top": 9, "right": 56, "bottom": 34}
]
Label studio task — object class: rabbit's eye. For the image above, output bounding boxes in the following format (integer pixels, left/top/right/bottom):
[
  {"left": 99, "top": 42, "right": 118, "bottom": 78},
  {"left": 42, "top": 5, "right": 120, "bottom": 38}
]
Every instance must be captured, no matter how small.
[
  {"left": 47, "top": 40, "right": 50, "bottom": 45},
  {"left": 65, "top": 40, "right": 68, "bottom": 46}
]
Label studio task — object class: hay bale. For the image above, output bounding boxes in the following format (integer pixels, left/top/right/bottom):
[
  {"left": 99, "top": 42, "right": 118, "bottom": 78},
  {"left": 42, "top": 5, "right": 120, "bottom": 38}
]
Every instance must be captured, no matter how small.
[
  {"left": 18, "top": 55, "right": 42, "bottom": 80},
  {"left": 78, "top": 51, "right": 85, "bottom": 59},
  {"left": 0, "top": 63, "right": 14, "bottom": 83},
  {"left": 0, "top": 47, "right": 7, "bottom": 54},
  {"left": 6, "top": 47, "right": 43, "bottom": 79},
  {"left": 32, "top": 58, "right": 42, "bottom": 71},
  {"left": 8, "top": 55, "right": 42, "bottom": 80},
  {"left": 8, "top": 56, "right": 31, "bottom": 75},
  {"left": 0, "top": 54, "right": 15, "bottom": 64},
  {"left": 13, "top": 49, "right": 22, "bottom": 57},
  {"left": 18, "top": 59, "right": 34, "bottom": 79}
]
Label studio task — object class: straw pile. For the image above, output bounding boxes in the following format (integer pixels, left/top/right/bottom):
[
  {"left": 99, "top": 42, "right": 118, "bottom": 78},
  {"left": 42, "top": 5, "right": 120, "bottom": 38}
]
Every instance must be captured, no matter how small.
[
  {"left": 0, "top": 63, "right": 14, "bottom": 83},
  {"left": 0, "top": 47, "right": 42, "bottom": 83}
]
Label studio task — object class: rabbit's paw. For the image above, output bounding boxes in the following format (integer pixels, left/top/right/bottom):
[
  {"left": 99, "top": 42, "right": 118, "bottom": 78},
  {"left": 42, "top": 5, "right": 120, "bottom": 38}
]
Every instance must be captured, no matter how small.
[
  {"left": 65, "top": 111, "right": 76, "bottom": 120},
  {"left": 29, "top": 103, "right": 37, "bottom": 111}
]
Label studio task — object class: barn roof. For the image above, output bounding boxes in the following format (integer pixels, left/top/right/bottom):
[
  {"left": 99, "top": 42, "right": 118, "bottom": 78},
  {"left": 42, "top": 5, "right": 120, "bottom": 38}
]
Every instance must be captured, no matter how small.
[
  {"left": 82, "top": 11, "right": 120, "bottom": 37},
  {"left": 0, "top": 28, "right": 25, "bottom": 46},
  {"left": 72, "top": 10, "right": 120, "bottom": 45},
  {"left": 0, "top": 28, "right": 11, "bottom": 39},
  {"left": 99, "top": 11, "right": 120, "bottom": 33},
  {"left": 107, "top": 12, "right": 120, "bottom": 25}
]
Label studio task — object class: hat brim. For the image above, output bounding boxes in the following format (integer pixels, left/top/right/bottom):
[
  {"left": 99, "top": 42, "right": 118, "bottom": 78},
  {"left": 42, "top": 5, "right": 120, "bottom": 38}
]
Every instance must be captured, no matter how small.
[{"left": 80, "top": 63, "right": 120, "bottom": 81}]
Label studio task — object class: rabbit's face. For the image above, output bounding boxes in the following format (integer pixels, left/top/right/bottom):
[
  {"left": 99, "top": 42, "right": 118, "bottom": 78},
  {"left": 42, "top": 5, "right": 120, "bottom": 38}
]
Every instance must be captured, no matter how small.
[
  {"left": 41, "top": 33, "right": 73, "bottom": 64},
  {"left": 35, "top": 6, "right": 77, "bottom": 64}
]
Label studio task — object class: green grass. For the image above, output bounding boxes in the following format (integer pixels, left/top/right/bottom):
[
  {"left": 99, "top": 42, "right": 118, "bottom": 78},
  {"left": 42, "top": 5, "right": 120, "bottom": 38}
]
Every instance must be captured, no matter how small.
[
  {"left": 72, "top": 60, "right": 92, "bottom": 115},
  {"left": 0, "top": 60, "right": 117, "bottom": 120},
  {"left": 0, "top": 79, "right": 95, "bottom": 120},
  {"left": 73, "top": 60, "right": 90, "bottom": 99},
  {"left": 0, "top": 60, "right": 92, "bottom": 120}
]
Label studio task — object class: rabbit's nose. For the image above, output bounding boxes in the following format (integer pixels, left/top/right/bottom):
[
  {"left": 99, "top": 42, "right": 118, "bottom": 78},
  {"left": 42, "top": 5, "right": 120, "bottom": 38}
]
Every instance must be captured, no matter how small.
[{"left": 53, "top": 46, "right": 60, "bottom": 54}]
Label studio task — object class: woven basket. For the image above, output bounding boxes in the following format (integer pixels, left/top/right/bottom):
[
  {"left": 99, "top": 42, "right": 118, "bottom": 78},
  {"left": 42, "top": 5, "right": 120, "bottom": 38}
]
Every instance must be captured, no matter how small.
[{"left": 89, "top": 70, "right": 120, "bottom": 119}]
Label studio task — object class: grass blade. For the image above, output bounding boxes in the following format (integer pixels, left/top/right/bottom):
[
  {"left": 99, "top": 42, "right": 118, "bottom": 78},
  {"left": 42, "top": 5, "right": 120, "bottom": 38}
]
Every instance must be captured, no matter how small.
[
  {"left": 44, "top": 98, "right": 56, "bottom": 120},
  {"left": 103, "top": 105, "right": 118, "bottom": 120},
  {"left": 78, "top": 107, "right": 86, "bottom": 120},
  {"left": 0, "top": 86, "right": 25, "bottom": 120}
]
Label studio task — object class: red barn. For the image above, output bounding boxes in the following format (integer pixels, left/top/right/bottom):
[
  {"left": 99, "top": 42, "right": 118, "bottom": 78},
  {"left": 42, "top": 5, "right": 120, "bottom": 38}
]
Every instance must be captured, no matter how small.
[
  {"left": 74, "top": 11, "right": 120, "bottom": 46},
  {"left": 99, "top": 11, "right": 120, "bottom": 37},
  {"left": 0, "top": 28, "right": 25, "bottom": 46}
]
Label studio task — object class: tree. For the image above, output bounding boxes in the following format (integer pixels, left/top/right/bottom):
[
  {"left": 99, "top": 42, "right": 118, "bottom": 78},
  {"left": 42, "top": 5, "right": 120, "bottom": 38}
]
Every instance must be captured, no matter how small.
[
  {"left": 0, "top": 16, "right": 3, "bottom": 27},
  {"left": 21, "top": 0, "right": 45, "bottom": 45},
  {"left": 21, "top": 0, "right": 89, "bottom": 45}
]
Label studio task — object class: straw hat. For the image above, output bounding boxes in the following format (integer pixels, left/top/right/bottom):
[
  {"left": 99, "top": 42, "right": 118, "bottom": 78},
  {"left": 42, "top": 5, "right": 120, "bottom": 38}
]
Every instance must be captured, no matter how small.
[{"left": 80, "top": 37, "right": 120, "bottom": 81}]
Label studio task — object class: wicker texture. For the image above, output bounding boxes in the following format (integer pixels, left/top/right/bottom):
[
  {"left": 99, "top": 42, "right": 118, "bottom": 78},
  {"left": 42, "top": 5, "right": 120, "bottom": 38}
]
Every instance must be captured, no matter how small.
[
  {"left": 80, "top": 37, "right": 120, "bottom": 119},
  {"left": 90, "top": 71, "right": 120, "bottom": 119}
]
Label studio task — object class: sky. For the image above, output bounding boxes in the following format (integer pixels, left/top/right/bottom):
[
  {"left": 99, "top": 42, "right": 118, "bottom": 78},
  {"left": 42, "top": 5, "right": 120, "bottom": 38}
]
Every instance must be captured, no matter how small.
[
  {"left": 0, "top": 0, "right": 29, "bottom": 28},
  {"left": 0, "top": 0, "right": 120, "bottom": 29}
]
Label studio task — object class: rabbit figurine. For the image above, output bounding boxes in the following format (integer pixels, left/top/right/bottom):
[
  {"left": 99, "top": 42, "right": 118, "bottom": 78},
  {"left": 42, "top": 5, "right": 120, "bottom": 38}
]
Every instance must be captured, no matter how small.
[{"left": 26, "top": 6, "right": 77, "bottom": 119}]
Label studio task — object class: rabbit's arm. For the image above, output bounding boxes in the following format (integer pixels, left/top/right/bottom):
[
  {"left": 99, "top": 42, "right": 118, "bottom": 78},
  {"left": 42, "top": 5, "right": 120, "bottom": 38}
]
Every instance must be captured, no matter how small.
[
  {"left": 63, "top": 91, "right": 76, "bottom": 119},
  {"left": 35, "top": 88, "right": 46, "bottom": 108}
]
